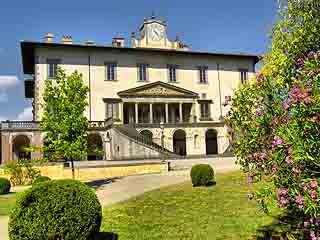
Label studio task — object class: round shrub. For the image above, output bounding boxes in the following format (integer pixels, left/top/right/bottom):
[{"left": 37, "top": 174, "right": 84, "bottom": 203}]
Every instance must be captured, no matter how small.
[
  {"left": 32, "top": 176, "right": 51, "bottom": 185},
  {"left": 0, "top": 177, "right": 11, "bottom": 194},
  {"left": 9, "top": 179, "right": 102, "bottom": 240},
  {"left": 190, "top": 164, "right": 214, "bottom": 187}
]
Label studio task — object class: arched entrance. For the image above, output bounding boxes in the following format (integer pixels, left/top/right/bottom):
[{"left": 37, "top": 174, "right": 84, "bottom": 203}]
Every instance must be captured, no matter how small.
[
  {"left": 140, "top": 130, "right": 153, "bottom": 142},
  {"left": 12, "top": 135, "right": 31, "bottom": 161},
  {"left": 206, "top": 129, "right": 218, "bottom": 155},
  {"left": 87, "top": 133, "right": 104, "bottom": 160},
  {"left": 173, "top": 129, "right": 186, "bottom": 156}
]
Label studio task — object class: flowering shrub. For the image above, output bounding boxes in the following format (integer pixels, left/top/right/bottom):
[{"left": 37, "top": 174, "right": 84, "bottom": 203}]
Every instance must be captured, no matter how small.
[{"left": 227, "top": 0, "right": 320, "bottom": 239}]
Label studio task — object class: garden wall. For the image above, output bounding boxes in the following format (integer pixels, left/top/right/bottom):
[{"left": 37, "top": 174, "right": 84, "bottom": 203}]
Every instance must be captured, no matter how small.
[{"left": 0, "top": 161, "right": 168, "bottom": 181}]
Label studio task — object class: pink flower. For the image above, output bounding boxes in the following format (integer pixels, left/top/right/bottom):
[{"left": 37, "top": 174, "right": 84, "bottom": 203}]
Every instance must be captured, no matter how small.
[
  {"left": 271, "top": 163, "right": 278, "bottom": 174},
  {"left": 282, "top": 99, "right": 291, "bottom": 110},
  {"left": 285, "top": 156, "right": 294, "bottom": 166},
  {"left": 256, "top": 73, "right": 264, "bottom": 83},
  {"left": 295, "top": 195, "right": 304, "bottom": 209},
  {"left": 310, "top": 190, "right": 318, "bottom": 200},
  {"left": 310, "top": 231, "right": 317, "bottom": 240},
  {"left": 277, "top": 188, "right": 289, "bottom": 208},
  {"left": 310, "top": 179, "right": 318, "bottom": 189},
  {"left": 246, "top": 173, "right": 253, "bottom": 186},
  {"left": 225, "top": 96, "right": 231, "bottom": 102},
  {"left": 272, "top": 136, "right": 284, "bottom": 146},
  {"left": 259, "top": 153, "right": 268, "bottom": 161},
  {"left": 256, "top": 110, "right": 264, "bottom": 117},
  {"left": 304, "top": 96, "right": 313, "bottom": 104}
]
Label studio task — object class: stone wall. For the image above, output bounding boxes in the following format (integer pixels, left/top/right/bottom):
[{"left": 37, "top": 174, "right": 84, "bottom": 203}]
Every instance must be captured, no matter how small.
[{"left": 0, "top": 162, "right": 168, "bottom": 181}]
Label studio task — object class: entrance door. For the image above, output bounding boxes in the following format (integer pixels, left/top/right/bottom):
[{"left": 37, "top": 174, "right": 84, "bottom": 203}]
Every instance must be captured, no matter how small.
[
  {"left": 206, "top": 129, "right": 218, "bottom": 155},
  {"left": 173, "top": 129, "right": 187, "bottom": 156}
]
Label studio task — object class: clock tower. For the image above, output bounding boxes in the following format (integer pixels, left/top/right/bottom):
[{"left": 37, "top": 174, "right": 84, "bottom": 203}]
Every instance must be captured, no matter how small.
[{"left": 131, "top": 13, "right": 189, "bottom": 51}]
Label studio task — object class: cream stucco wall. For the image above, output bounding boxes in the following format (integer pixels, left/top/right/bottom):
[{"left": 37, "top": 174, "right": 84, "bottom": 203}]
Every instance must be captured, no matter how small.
[{"left": 34, "top": 46, "right": 255, "bottom": 122}]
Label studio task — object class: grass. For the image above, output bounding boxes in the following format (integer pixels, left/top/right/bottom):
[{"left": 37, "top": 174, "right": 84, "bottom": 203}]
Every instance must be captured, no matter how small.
[
  {"left": 0, "top": 193, "right": 17, "bottom": 216},
  {"left": 101, "top": 172, "right": 278, "bottom": 240}
]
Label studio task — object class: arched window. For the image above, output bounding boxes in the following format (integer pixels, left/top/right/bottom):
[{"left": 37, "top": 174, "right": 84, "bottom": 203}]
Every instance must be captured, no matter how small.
[
  {"left": 194, "top": 134, "right": 199, "bottom": 149},
  {"left": 205, "top": 129, "right": 218, "bottom": 155},
  {"left": 12, "top": 135, "right": 31, "bottom": 161},
  {"left": 173, "top": 129, "right": 187, "bottom": 156},
  {"left": 87, "top": 133, "right": 104, "bottom": 160}
]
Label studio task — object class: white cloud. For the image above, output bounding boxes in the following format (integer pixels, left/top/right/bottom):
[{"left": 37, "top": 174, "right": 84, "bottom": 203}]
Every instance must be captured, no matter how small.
[
  {"left": 0, "top": 75, "right": 19, "bottom": 88},
  {"left": 0, "top": 91, "right": 8, "bottom": 102},
  {"left": 16, "top": 107, "right": 33, "bottom": 121}
]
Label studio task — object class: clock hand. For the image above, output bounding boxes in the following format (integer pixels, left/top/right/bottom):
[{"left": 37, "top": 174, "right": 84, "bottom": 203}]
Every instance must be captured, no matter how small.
[{"left": 153, "top": 30, "right": 159, "bottom": 36}]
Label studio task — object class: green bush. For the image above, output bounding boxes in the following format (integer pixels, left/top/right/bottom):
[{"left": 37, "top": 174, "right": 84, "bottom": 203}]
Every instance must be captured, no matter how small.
[
  {"left": 190, "top": 164, "right": 214, "bottom": 187},
  {"left": 9, "top": 179, "right": 102, "bottom": 240},
  {"left": 0, "top": 178, "right": 11, "bottom": 194},
  {"left": 32, "top": 176, "right": 51, "bottom": 185},
  {"left": 4, "top": 160, "right": 40, "bottom": 186}
]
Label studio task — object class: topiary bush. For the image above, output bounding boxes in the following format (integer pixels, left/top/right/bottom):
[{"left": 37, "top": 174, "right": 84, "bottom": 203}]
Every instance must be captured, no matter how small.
[
  {"left": 32, "top": 176, "right": 51, "bottom": 185},
  {"left": 0, "top": 178, "right": 11, "bottom": 194},
  {"left": 190, "top": 164, "right": 214, "bottom": 187},
  {"left": 9, "top": 179, "right": 102, "bottom": 240}
]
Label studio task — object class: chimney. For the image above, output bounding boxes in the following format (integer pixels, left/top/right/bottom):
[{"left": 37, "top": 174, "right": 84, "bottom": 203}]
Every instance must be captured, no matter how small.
[
  {"left": 61, "top": 35, "right": 73, "bottom": 44},
  {"left": 44, "top": 33, "right": 54, "bottom": 43},
  {"left": 112, "top": 37, "right": 125, "bottom": 47},
  {"left": 85, "top": 39, "right": 94, "bottom": 45}
]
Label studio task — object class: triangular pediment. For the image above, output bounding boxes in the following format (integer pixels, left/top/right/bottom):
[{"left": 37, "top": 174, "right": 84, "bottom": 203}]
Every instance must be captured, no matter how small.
[{"left": 118, "top": 81, "right": 199, "bottom": 98}]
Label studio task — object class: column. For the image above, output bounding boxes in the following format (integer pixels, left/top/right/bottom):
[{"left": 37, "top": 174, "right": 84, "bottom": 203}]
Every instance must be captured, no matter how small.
[
  {"left": 149, "top": 103, "right": 153, "bottom": 123},
  {"left": 165, "top": 103, "right": 169, "bottom": 123},
  {"left": 135, "top": 103, "right": 139, "bottom": 124},
  {"left": 191, "top": 103, "right": 196, "bottom": 123},
  {"left": 179, "top": 103, "right": 183, "bottom": 123},
  {"left": 118, "top": 102, "right": 124, "bottom": 124}
]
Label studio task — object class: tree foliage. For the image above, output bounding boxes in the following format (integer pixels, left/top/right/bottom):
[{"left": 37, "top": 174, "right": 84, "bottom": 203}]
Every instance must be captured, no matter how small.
[
  {"left": 40, "top": 68, "right": 89, "bottom": 161},
  {"left": 227, "top": 0, "right": 320, "bottom": 238}
]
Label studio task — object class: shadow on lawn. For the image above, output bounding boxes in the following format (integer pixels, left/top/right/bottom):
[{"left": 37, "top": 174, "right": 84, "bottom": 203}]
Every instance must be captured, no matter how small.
[
  {"left": 252, "top": 213, "right": 300, "bottom": 240},
  {"left": 86, "top": 177, "right": 123, "bottom": 189},
  {"left": 94, "top": 232, "right": 118, "bottom": 240}
]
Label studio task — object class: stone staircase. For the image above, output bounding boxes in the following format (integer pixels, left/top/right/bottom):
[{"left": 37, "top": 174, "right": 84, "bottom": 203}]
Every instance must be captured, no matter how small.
[{"left": 113, "top": 125, "right": 178, "bottom": 158}]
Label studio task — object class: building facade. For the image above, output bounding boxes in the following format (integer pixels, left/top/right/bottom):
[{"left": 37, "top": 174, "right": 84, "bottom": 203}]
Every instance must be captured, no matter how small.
[{"left": 0, "top": 15, "right": 258, "bottom": 163}]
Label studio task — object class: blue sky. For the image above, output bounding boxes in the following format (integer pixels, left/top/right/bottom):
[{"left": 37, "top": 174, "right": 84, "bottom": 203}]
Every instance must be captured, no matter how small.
[{"left": 0, "top": 0, "right": 278, "bottom": 121}]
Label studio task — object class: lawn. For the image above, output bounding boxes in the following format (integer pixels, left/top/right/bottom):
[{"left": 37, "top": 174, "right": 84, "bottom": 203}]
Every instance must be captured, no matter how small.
[
  {"left": 101, "top": 172, "right": 277, "bottom": 240},
  {"left": 0, "top": 193, "right": 16, "bottom": 216}
]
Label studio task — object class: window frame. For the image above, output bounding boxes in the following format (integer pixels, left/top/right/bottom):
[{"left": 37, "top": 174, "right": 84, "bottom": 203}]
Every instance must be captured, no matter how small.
[
  {"left": 105, "top": 102, "right": 120, "bottom": 120},
  {"left": 105, "top": 62, "right": 118, "bottom": 81},
  {"left": 198, "top": 66, "right": 208, "bottom": 84},
  {"left": 47, "top": 59, "right": 60, "bottom": 79},
  {"left": 137, "top": 63, "right": 149, "bottom": 81},
  {"left": 167, "top": 64, "right": 178, "bottom": 82},
  {"left": 239, "top": 68, "right": 249, "bottom": 84}
]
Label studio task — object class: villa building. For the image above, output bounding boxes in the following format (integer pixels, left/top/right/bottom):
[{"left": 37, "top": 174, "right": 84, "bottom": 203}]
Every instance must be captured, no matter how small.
[{"left": 0, "top": 15, "right": 258, "bottom": 163}]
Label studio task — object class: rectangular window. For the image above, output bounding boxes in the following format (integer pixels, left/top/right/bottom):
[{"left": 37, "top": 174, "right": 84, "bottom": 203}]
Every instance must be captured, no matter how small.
[
  {"left": 200, "top": 103, "right": 210, "bottom": 119},
  {"left": 47, "top": 59, "right": 60, "bottom": 79},
  {"left": 106, "top": 102, "right": 119, "bottom": 120},
  {"left": 168, "top": 65, "right": 177, "bottom": 82},
  {"left": 239, "top": 69, "right": 248, "bottom": 84},
  {"left": 138, "top": 64, "right": 148, "bottom": 81},
  {"left": 198, "top": 66, "right": 208, "bottom": 84},
  {"left": 106, "top": 63, "right": 117, "bottom": 81}
]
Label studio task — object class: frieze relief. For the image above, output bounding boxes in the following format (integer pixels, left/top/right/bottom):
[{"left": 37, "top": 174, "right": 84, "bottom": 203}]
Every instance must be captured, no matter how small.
[{"left": 135, "top": 86, "right": 187, "bottom": 97}]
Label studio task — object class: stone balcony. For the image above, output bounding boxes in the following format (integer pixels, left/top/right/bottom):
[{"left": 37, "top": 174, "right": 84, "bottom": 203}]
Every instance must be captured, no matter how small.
[{"left": 0, "top": 120, "right": 111, "bottom": 131}]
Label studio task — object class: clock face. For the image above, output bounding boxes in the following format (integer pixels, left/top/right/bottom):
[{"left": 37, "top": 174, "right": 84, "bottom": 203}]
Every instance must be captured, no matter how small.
[{"left": 149, "top": 24, "right": 165, "bottom": 41}]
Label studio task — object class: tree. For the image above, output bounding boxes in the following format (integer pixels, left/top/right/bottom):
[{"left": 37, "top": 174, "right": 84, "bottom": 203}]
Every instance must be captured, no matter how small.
[
  {"left": 40, "top": 68, "right": 89, "bottom": 179},
  {"left": 227, "top": 0, "right": 320, "bottom": 238}
]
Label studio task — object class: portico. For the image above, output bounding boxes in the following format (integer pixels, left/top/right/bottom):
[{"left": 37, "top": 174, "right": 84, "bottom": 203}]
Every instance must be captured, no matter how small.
[{"left": 116, "top": 81, "right": 199, "bottom": 125}]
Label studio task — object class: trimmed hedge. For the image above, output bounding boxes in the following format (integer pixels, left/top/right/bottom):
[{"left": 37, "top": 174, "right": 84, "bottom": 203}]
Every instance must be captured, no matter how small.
[
  {"left": 9, "top": 179, "right": 102, "bottom": 240},
  {"left": 190, "top": 164, "right": 214, "bottom": 187},
  {"left": 32, "top": 176, "right": 51, "bottom": 185},
  {"left": 0, "top": 178, "right": 11, "bottom": 194}
]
